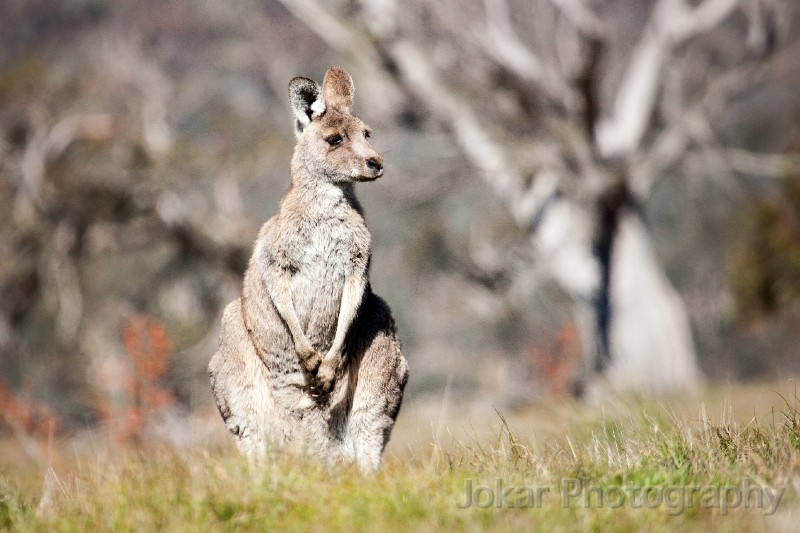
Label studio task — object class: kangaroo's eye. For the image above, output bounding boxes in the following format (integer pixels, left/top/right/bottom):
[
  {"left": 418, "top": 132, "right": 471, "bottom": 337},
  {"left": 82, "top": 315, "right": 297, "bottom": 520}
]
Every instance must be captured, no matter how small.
[
  {"left": 326, "top": 134, "right": 343, "bottom": 147},
  {"left": 364, "top": 130, "right": 371, "bottom": 139}
]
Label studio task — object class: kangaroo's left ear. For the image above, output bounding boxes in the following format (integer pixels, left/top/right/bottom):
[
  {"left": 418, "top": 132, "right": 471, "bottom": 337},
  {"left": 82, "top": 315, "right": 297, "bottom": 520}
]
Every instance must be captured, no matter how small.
[
  {"left": 288, "top": 76, "right": 326, "bottom": 135},
  {"left": 322, "top": 67, "right": 354, "bottom": 114}
]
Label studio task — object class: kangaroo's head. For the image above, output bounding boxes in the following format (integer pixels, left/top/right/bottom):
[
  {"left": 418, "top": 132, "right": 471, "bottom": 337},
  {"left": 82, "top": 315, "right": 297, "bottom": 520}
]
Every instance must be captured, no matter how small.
[{"left": 288, "top": 67, "right": 384, "bottom": 184}]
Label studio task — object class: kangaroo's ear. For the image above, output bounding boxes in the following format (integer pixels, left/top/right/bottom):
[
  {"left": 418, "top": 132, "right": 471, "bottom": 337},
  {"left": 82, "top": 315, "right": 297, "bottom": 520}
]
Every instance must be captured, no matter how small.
[
  {"left": 288, "top": 76, "right": 326, "bottom": 135},
  {"left": 322, "top": 67, "right": 354, "bottom": 114}
]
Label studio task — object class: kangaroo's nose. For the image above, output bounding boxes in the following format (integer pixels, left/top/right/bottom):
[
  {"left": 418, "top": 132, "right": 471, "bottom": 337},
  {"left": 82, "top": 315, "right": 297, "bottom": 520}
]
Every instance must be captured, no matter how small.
[{"left": 366, "top": 157, "right": 383, "bottom": 174}]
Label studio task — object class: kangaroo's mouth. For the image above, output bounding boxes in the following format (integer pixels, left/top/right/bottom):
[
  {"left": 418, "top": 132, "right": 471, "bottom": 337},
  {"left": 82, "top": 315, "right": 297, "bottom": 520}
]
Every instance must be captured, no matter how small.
[{"left": 357, "top": 168, "right": 383, "bottom": 181}]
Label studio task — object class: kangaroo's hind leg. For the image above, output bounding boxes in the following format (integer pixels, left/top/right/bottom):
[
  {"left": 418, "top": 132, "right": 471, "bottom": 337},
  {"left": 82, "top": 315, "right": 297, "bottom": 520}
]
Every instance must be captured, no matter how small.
[
  {"left": 337, "top": 293, "right": 409, "bottom": 473},
  {"left": 208, "top": 299, "right": 277, "bottom": 457}
]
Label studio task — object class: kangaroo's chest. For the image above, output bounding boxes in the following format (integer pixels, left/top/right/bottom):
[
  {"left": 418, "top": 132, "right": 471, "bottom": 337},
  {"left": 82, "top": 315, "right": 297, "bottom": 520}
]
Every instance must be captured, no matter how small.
[
  {"left": 288, "top": 211, "right": 370, "bottom": 339},
  {"left": 296, "top": 213, "right": 369, "bottom": 275}
]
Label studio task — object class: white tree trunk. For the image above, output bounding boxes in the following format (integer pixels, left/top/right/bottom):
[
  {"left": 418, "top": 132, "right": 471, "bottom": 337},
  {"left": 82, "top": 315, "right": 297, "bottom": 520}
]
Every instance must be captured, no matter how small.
[
  {"left": 534, "top": 199, "right": 701, "bottom": 394},
  {"left": 606, "top": 213, "right": 701, "bottom": 392}
]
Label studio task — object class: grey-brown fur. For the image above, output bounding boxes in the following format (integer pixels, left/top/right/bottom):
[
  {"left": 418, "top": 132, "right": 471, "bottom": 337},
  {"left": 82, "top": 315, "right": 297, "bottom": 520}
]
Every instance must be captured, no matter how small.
[{"left": 208, "top": 67, "right": 408, "bottom": 473}]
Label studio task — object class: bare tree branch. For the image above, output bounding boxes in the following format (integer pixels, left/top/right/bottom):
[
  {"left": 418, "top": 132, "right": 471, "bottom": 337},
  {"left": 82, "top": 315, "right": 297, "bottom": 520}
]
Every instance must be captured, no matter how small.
[
  {"left": 476, "top": 0, "right": 577, "bottom": 109},
  {"left": 722, "top": 148, "right": 800, "bottom": 177},
  {"left": 13, "top": 113, "right": 113, "bottom": 227},
  {"left": 631, "top": 54, "right": 767, "bottom": 197},
  {"left": 548, "top": 0, "right": 606, "bottom": 38},
  {"left": 389, "top": 40, "right": 535, "bottom": 223},
  {"left": 596, "top": 0, "right": 742, "bottom": 158}
]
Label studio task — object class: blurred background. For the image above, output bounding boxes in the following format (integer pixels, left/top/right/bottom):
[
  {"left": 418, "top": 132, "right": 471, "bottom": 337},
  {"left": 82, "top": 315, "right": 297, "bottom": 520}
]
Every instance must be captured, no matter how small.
[{"left": 2, "top": 0, "right": 800, "bottom": 448}]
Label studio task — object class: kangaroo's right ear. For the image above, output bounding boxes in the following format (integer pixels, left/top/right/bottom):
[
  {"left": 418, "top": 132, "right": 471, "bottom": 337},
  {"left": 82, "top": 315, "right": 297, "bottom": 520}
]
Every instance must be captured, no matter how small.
[{"left": 288, "top": 76, "right": 326, "bottom": 135}]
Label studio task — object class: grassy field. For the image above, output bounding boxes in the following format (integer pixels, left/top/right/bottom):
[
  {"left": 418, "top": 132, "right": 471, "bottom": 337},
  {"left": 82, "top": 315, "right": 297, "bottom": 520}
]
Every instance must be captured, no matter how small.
[{"left": 2, "top": 380, "right": 800, "bottom": 532}]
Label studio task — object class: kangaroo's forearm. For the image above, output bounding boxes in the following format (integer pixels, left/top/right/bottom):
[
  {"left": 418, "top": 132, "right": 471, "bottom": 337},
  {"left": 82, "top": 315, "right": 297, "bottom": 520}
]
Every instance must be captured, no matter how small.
[
  {"left": 325, "top": 274, "right": 365, "bottom": 360},
  {"left": 265, "top": 267, "right": 312, "bottom": 350}
]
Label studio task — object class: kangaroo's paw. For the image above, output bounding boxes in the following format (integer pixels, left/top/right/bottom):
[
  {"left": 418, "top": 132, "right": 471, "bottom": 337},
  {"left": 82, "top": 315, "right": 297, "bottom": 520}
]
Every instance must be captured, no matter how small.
[
  {"left": 314, "top": 360, "right": 336, "bottom": 394},
  {"left": 296, "top": 345, "right": 322, "bottom": 373}
]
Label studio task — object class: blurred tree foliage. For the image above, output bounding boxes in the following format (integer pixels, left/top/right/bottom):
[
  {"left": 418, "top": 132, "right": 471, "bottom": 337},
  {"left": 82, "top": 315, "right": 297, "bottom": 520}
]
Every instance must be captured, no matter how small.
[
  {"left": 731, "top": 172, "right": 800, "bottom": 323},
  {"left": 2, "top": 0, "right": 800, "bottom": 433}
]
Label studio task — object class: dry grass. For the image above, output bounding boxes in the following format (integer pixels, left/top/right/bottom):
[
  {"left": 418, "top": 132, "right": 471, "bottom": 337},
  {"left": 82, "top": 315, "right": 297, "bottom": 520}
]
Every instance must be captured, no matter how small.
[{"left": 2, "top": 380, "right": 800, "bottom": 532}]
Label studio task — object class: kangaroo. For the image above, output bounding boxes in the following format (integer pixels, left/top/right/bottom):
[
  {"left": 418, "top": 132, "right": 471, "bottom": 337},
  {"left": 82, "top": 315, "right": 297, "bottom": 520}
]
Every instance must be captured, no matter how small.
[{"left": 208, "top": 66, "right": 408, "bottom": 473}]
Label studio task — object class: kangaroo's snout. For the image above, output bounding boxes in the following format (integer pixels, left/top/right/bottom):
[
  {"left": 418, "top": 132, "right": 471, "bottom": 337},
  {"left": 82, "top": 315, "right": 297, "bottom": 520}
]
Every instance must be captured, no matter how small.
[{"left": 366, "top": 156, "right": 384, "bottom": 178}]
